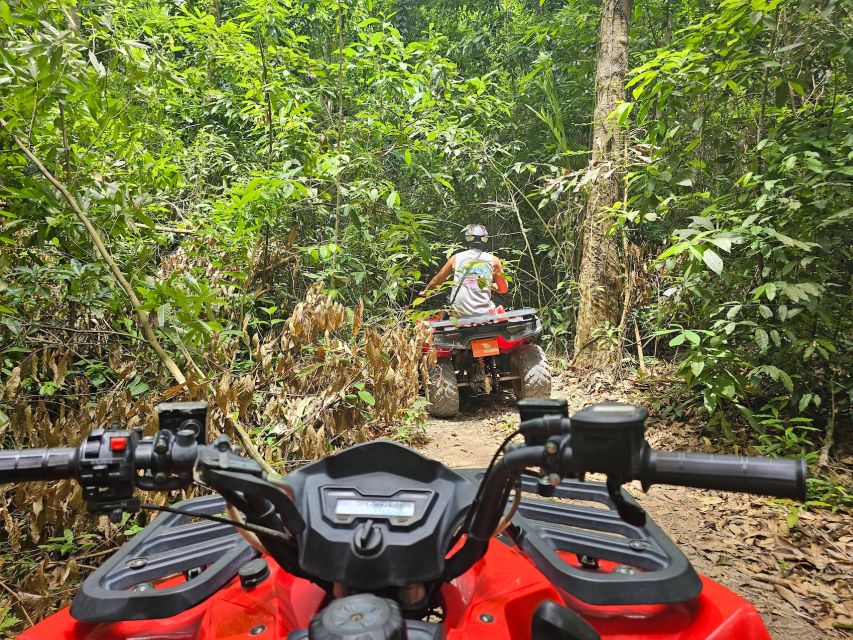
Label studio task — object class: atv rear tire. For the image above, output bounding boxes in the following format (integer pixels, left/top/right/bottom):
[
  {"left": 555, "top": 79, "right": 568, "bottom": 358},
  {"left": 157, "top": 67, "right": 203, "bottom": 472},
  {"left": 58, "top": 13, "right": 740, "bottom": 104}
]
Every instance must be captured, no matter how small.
[
  {"left": 511, "top": 344, "right": 552, "bottom": 400},
  {"left": 426, "top": 359, "right": 459, "bottom": 418}
]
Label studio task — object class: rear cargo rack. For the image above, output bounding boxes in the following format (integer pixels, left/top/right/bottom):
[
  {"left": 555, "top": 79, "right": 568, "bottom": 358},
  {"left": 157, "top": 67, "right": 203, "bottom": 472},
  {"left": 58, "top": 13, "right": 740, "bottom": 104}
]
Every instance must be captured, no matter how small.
[{"left": 429, "top": 308, "right": 542, "bottom": 350}]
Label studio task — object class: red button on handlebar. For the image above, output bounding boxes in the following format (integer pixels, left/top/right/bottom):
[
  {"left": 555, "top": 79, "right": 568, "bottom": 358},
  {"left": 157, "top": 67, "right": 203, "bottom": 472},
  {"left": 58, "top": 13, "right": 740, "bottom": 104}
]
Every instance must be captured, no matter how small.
[{"left": 110, "top": 437, "right": 128, "bottom": 452}]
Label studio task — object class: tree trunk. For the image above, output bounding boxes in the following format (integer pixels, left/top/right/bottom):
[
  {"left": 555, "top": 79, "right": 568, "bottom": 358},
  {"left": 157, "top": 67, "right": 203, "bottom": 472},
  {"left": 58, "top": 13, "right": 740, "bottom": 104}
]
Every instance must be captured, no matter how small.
[{"left": 573, "top": 0, "right": 632, "bottom": 370}]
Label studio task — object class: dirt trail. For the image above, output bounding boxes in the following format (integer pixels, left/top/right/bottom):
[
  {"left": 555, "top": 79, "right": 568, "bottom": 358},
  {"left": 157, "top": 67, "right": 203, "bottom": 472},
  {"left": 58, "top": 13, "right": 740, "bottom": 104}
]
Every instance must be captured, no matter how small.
[{"left": 417, "top": 374, "right": 849, "bottom": 640}]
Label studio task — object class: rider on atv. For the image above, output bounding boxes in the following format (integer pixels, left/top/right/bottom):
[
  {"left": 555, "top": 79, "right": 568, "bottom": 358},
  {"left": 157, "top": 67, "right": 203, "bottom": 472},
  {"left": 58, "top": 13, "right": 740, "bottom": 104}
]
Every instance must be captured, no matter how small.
[
  {"left": 422, "top": 224, "right": 508, "bottom": 316},
  {"left": 420, "top": 224, "right": 549, "bottom": 417}
]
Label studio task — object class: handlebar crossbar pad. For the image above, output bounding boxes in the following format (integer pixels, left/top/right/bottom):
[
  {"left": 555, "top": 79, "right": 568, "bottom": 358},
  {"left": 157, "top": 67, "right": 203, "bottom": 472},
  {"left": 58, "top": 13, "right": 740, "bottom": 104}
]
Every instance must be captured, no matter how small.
[
  {"left": 642, "top": 451, "right": 806, "bottom": 501},
  {"left": 0, "top": 448, "right": 78, "bottom": 483}
]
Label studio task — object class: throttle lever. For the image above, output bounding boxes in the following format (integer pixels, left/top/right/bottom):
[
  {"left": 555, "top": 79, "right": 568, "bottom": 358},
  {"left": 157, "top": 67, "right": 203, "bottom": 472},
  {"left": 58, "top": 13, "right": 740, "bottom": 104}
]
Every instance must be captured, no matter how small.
[{"left": 606, "top": 477, "right": 646, "bottom": 527}]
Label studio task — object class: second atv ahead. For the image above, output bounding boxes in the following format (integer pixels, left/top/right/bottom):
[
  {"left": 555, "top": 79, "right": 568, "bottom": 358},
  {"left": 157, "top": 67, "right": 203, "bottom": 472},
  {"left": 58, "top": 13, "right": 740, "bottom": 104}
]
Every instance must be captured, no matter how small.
[{"left": 424, "top": 307, "right": 551, "bottom": 418}]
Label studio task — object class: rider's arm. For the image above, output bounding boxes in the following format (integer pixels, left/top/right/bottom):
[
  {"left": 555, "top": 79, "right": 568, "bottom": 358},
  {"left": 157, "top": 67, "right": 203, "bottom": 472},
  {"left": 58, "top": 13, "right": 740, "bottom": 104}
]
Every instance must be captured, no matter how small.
[
  {"left": 422, "top": 256, "right": 456, "bottom": 295},
  {"left": 492, "top": 258, "right": 508, "bottom": 294}
]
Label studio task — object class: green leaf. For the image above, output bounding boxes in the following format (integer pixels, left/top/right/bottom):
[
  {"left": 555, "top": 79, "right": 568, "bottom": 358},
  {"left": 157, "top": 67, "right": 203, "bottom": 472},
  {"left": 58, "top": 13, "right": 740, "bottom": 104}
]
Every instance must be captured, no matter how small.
[
  {"left": 786, "top": 510, "right": 800, "bottom": 529},
  {"left": 797, "top": 282, "right": 822, "bottom": 297},
  {"left": 779, "top": 370, "right": 793, "bottom": 393},
  {"left": 129, "top": 380, "right": 149, "bottom": 396},
  {"left": 386, "top": 190, "right": 399, "bottom": 209},
  {"left": 88, "top": 50, "right": 106, "bottom": 76},
  {"left": 709, "top": 237, "right": 732, "bottom": 253},
  {"left": 357, "top": 389, "right": 376, "bottom": 406},
  {"left": 758, "top": 305, "right": 773, "bottom": 319},
  {"left": 684, "top": 330, "right": 701, "bottom": 345},
  {"left": 703, "top": 248, "right": 724, "bottom": 274},
  {"left": 726, "top": 304, "right": 742, "bottom": 319},
  {"left": 434, "top": 175, "right": 455, "bottom": 191},
  {"left": 755, "top": 328, "right": 769, "bottom": 352},
  {"left": 798, "top": 394, "right": 812, "bottom": 412},
  {"left": 0, "top": 2, "right": 11, "bottom": 26},
  {"left": 690, "top": 360, "right": 705, "bottom": 376},
  {"left": 613, "top": 101, "right": 634, "bottom": 125},
  {"left": 657, "top": 241, "right": 692, "bottom": 261},
  {"left": 404, "top": 150, "right": 412, "bottom": 166},
  {"left": 669, "top": 333, "right": 686, "bottom": 347},
  {"left": 782, "top": 284, "right": 803, "bottom": 302},
  {"left": 758, "top": 365, "right": 794, "bottom": 392}
]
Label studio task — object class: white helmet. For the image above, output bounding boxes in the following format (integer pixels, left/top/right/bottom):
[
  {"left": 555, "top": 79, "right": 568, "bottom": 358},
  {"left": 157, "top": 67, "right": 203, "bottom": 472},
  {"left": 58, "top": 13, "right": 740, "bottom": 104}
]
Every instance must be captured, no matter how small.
[{"left": 463, "top": 224, "right": 489, "bottom": 247}]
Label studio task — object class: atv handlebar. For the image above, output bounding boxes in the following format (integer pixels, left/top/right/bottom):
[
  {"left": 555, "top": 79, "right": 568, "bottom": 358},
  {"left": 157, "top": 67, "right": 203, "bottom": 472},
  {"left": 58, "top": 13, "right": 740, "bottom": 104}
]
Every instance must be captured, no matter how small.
[
  {"left": 640, "top": 450, "right": 805, "bottom": 500},
  {"left": 444, "top": 441, "right": 806, "bottom": 580},
  {"left": 0, "top": 401, "right": 807, "bottom": 588},
  {"left": 0, "top": 447, "right": 78, "bottom": 482},
  {"left": 0, "top": 405, "right": 807, "bottom": 518},
  {"left": 444, "top": 404, "right": 806, "bottom": 580}
]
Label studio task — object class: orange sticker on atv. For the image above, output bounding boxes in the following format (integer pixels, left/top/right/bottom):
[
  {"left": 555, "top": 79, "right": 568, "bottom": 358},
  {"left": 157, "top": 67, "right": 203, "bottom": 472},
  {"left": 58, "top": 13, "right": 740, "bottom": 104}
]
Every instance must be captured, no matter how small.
[{"left": 471, "top": 337, "right": 500, "bottom": 358}]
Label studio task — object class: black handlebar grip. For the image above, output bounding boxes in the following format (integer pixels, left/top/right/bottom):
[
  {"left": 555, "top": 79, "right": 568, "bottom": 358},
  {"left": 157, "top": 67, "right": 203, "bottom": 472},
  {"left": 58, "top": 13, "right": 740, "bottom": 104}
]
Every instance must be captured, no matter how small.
[
  {"left": 0, "top": 448, "right": 78, "bottom": 483},
  {"left": 641, "top": 450, "right": 806, "bottom": 501}
]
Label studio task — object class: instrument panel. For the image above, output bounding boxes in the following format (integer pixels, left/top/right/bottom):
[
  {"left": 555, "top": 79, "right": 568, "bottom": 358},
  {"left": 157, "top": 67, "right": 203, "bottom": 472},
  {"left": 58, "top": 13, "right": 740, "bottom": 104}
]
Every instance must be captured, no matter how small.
[{"left": 284, "top": 441, "right": 476, "bottom": 589}]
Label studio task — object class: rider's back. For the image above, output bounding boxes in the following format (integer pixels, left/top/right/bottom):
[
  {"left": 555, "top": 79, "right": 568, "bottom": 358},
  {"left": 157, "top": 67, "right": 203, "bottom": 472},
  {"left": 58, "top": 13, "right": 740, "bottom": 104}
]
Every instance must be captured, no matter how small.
[{"left": 450, "top": 248, "right": 496, "bottom": 316}]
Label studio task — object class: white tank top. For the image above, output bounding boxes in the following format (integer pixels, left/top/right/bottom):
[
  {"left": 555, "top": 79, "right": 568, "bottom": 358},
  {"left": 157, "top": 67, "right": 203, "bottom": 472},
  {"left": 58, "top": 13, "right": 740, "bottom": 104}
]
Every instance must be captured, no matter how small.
[{"left": 449, "top": 249, "right": 496, "bottom": 316}]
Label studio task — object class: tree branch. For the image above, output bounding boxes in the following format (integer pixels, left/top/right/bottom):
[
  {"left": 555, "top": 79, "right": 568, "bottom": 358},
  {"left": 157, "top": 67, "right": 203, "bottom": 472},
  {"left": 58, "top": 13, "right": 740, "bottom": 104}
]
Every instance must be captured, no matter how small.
[
  {"left": 1, "top": 118, "right": 187, "bottom": 386},
  {"left": 133, "top": 222, "right": 194, "bottom": 234}
]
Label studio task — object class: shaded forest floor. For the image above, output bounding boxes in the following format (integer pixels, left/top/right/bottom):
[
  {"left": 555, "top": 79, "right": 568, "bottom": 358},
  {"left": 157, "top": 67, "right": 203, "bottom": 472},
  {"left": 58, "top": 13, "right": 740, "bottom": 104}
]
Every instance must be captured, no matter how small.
[{"left": 418, "top": 370, "right": 852, "bottom": 639}]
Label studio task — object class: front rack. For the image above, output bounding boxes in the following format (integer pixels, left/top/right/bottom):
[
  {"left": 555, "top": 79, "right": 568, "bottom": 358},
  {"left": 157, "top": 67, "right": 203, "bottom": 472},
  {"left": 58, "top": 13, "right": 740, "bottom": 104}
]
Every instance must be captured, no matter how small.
[
  {"left": 71, "top": 469, "right": 702, "bottom": 623},
  {"left": 459, "top": 470, "right": 702, "bottom": 606},
  {"left": 71, "top": 494, "right": 255, "bottom": 622}
]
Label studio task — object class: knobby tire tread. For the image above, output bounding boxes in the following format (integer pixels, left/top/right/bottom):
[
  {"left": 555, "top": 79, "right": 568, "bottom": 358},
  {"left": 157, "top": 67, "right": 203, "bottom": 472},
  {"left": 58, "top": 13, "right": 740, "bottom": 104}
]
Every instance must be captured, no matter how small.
[
  {"left": 512, "top": 344, "right": 552, "bottom": 400},
  {"left": 427, "top": 359, "right": 459, "bottom": 418}
]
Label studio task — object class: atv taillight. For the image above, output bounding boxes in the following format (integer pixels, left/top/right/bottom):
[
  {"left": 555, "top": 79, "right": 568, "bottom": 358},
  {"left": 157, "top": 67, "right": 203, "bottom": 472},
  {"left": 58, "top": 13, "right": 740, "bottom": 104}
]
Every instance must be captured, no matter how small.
[{"left": 422, "top": 343, "right": 452, "bottom": 357}]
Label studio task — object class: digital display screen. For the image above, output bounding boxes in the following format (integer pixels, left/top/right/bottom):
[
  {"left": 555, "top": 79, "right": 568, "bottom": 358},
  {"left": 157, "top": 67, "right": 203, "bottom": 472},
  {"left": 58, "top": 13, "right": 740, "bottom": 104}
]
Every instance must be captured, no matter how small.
[
  {"left": 335, "top": 499, "right": 416, "bottom": 518},
  {"left": 591, "top": 404, "right": 635, "bottom": 413}
]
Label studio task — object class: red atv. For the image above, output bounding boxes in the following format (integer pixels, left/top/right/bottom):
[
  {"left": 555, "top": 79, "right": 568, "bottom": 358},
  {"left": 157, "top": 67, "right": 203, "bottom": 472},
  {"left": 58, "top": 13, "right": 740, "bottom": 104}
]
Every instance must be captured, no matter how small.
[
  {"left": 424, "top": 307, "right": 551, "bottom": 418},
  {"left": 3, "top": 399, "right": 804, "bottom": 640}
]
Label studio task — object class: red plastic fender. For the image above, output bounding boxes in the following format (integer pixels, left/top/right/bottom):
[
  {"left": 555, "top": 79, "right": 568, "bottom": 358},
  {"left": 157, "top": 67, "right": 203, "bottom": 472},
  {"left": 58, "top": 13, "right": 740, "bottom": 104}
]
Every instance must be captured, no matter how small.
[{"left": 20, "top": 541, "right": 770, "bottom": 640}]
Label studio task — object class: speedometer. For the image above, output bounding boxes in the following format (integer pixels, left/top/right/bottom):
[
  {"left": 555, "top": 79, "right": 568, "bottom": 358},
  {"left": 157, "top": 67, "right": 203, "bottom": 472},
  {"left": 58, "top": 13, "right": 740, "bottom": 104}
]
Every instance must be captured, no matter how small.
[{"left": 335, "top": 499, "right": 416, "bottom": 518}]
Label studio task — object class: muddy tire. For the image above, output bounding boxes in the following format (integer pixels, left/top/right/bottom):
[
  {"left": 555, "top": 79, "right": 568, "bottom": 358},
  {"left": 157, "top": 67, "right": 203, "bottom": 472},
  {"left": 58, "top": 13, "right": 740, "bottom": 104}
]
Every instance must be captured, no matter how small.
[
  {"left": 426, "top": 359, "right": 459, "bottom": 418},
  {"left": 511, "top": 344, "right": 551, "bottom": 400}
]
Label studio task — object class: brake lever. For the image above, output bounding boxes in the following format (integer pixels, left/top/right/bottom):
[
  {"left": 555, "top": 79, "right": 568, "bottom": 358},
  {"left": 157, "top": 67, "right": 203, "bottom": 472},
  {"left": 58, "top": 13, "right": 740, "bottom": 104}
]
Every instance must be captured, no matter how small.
[{"left": 605, "top": 477, "right": 646, "bottom": 527}]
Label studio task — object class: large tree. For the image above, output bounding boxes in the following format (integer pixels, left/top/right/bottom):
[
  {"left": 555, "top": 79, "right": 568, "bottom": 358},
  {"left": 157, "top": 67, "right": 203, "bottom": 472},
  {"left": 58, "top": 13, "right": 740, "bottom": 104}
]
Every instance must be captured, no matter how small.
[{"left": 572, "top": 0, "right": 632, "bottom": 369}]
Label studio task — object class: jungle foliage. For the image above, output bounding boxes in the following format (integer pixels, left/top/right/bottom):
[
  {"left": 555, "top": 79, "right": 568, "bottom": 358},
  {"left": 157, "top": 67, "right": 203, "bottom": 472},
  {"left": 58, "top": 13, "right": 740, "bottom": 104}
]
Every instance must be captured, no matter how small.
[
  {"left": 0, "top": 0, "right": 850, "bottom": 632},
  {"left": 1, "top": 0, "right": 850, "bottom": 470}
]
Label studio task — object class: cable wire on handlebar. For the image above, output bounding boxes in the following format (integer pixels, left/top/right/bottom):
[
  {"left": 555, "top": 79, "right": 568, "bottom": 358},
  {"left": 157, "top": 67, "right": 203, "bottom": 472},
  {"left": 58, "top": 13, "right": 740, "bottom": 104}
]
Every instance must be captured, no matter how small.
[
  {"left": 493, "top": 476, "right": 522, "bottom": 536},
  {"left": 138, "top": 504, "right": 293, "bottom": 544},
  {"left": 459, "top": 429, "right": 521, "bottom": 537}
]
